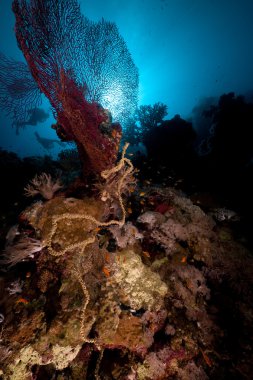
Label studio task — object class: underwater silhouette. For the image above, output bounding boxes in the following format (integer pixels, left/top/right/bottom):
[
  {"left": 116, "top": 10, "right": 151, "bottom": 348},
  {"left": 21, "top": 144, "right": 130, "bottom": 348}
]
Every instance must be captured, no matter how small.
[
  {"left": 0, "top": 52, "right": 42, "bottom": 132},
  {"left": 13, "top": 108, "right": 49, "bottom": 135},
  {"left": 34, "top": 131, "right": 65, "bottom": 152}
]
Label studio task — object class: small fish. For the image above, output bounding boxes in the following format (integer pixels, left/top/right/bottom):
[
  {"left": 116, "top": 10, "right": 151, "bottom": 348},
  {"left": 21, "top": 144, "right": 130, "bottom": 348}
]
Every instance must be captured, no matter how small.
[
  {"left": 102, "top": 267, "right": 110, "bottom": 277},
  {"left": 18, "top": 212, "right": 27, "bottom": 222},
  {"left": 127, "top": 207, "right": 132, "bottom": 214},
  {"left": 142, "top": 251, "right": 150, "bottom": 258},
  {"left": 5, "top": 224, "right": 20, "bottom": 246},
  {"left": 26, "top": 272, "right": 31, "bottom": 278},
  {"left": 111, "top": 129, "right": 118, "bottom": 138},
  {"left": 140, "top": 192, "right": 146, "bottom": 196},
  {"left": 104, "top": 252, "right": 110, "bottom": 263},
  {"left": 200, "top": 348, "right": 212, "bottom": 367},
  {"left": 16, "top": 298, "right": 29, "bottom": 305},
  {"left": 181, "top": 256, "right": 187, "bottom": 263},
  {"left": 95, "top": 227, "right": 101, "bottom": 233}
]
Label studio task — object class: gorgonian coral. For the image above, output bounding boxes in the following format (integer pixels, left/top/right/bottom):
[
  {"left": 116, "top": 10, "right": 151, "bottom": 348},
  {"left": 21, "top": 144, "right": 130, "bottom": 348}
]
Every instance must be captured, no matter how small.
[{"left": 11, "top": 0, "right": 139, "bottom": 175}]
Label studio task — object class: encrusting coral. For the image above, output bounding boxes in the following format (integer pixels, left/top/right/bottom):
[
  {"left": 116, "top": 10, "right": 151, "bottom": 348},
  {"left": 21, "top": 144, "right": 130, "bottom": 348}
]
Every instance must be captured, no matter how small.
[{"left": 110, "top": 248, "right": 168, "bottom": 311}]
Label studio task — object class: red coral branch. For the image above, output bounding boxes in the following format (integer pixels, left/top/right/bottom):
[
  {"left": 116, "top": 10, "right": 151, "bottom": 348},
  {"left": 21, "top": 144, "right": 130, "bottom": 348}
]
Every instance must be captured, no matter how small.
[{"left": 11, "top": 0, "right": 138, "bottom": 176}]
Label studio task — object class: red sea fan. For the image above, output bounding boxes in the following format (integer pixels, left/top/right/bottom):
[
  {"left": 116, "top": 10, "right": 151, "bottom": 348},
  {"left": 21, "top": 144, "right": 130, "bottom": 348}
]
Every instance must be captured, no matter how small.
[{"left": 11, "top": 0, "right": 138, "bottom": 176}]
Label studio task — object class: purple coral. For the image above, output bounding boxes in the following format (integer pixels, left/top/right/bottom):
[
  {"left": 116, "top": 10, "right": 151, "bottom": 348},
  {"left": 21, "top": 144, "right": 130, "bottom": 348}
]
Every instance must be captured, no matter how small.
[{"left": 1, "top": 236, "right": 42, "bottom": 267}]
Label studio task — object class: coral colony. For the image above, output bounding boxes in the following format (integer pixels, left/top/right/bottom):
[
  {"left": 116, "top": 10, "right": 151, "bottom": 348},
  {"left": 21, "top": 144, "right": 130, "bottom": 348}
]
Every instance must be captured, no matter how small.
[
  {"left": 0, "top": 1, "right": 253, "bottom": 380},
  {"left": 2, "top": 0, "right": 138, "bottom": 174}
]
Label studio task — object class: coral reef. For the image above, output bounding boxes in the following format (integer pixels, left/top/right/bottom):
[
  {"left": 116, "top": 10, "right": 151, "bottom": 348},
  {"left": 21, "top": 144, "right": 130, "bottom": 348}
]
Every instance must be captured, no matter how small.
[{"left": 0, "top": 151, "right": 253, "bottom": 379}]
